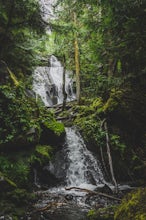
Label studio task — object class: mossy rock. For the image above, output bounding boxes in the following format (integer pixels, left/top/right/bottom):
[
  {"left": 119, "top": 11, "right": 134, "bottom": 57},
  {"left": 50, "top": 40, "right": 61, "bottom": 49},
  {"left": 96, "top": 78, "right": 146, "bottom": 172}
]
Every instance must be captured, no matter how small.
[
  {"left": 30, "top": 144, "right": 53, "bottom": 166},
  {"left": 114, "top": 188, "right": 146, "bottom": 220},
  {"left": 40, "top": 120, "right": 65, "bottom": 147}
]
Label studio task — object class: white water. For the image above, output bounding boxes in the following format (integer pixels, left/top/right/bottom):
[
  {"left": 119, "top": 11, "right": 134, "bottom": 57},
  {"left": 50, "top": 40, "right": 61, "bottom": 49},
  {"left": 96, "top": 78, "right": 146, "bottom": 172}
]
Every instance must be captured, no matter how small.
[
  {"left": 66, "top": 127, "right": 105, "bottom": 188},
  {"left": 33, "top": 55, "right": 76, "bottom": 106},
  {"left": 39, "top": 0, "right": 55, "bottom": 21},
  {"left": 45, "top": 127, "right": 105, "bottom": 195}
]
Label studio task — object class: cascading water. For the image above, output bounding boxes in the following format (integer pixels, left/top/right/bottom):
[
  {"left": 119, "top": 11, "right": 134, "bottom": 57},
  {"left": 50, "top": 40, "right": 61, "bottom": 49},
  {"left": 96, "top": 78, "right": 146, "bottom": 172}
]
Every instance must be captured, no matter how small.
[
  {"left": 33, "top": 1, "right": 75, "bottom": 107},
  {"left": 31, "top": 128, "right": 113, "bottom": 220},
  {"left": 33, "top": 55, "right": 76, "bottom": 106},
  {"left": 30, "top": 1, "right": 116, "bottom": 219},
  {"left": 42, "top": 127, "right": 105, "bottom": 193},
  {"left": 65, "top": 127, "right": 105, "bottom": 189},
  {"left": 39, "top": 0, "right": 55, "bottom": 21}
]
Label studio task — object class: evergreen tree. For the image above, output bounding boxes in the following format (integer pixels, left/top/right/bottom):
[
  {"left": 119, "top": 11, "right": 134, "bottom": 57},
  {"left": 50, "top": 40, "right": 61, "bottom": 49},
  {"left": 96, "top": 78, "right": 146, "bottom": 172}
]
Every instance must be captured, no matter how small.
[{"left": 0, "top": 0, "right": 46, "bottom": 77}]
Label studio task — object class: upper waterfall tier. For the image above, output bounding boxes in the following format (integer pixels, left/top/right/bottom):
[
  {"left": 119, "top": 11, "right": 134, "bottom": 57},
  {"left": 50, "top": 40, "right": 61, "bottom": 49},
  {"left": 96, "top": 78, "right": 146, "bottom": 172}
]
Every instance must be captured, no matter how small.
[{"left": 33, "top": 56, "right": 76, "bottom": 106}]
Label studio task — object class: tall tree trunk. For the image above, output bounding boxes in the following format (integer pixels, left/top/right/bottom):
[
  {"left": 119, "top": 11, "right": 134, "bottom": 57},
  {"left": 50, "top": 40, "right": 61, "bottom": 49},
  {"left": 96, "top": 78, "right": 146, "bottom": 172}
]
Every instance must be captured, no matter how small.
[
  {"left": 62, "top": 55, "right": 67, "bottom": 111},
  {"left": 104, "top": 121, "right": 118, "bottom": 193},
  {"left": 73, "top": 12, "right": 81, "bottom": 104}
]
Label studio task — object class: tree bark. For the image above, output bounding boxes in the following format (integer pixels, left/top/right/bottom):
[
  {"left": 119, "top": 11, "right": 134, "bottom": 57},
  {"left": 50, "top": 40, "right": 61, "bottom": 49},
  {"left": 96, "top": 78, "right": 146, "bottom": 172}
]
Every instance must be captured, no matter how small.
[
  {"left": 62, "top": 55, "right": 67, "bottom": 111},
  {"left": 73, "top": 12, "right": 81, "bottom": 104},
  {"left": 103, "top": 121, "right": 118, "bottom": 193}
]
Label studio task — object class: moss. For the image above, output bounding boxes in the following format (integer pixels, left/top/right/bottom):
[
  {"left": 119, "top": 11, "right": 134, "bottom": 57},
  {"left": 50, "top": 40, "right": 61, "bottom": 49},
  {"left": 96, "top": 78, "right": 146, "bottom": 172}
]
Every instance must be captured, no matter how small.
[
  {"left": 43, "top": 120, "right": 65, "bottom": 136},
  {"left": 102, "top": 89, "right": 123, "bottom": 113},
  {"left": 114, "top": 188, "right": 146, "bottom": 220},
  {"left": 29, "top": 144, "right": 53, "bottom": 165},
  {"left": 87, "top": 206, "right": 116, "bottom": 220},
  {"left": 35, "top": 145, "right": 52, "bottom": 159}
]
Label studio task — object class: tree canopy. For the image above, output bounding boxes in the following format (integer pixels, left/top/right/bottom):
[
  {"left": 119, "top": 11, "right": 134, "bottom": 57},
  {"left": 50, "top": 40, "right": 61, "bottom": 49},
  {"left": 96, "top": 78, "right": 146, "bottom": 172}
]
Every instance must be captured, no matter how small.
[{"left": 0, "top": 0, "right": 47, "bottom": 76}]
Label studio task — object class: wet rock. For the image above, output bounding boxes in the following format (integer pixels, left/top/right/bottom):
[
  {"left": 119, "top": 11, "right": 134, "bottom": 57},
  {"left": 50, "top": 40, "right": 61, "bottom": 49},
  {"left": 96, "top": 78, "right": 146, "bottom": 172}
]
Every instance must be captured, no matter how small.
[
  {"left": 37, "top": 169, "right": 62, "bottom": 187},
  {"left": 96, "top": 184, "right": 113, "bottom": 194},
  {"left": 0, "top": 216, "right": 12, "bottom": 220},
  {"left": 65, "top": 194, "right": 73, "bottom": 201},
  {"left": 40, "top": 123, "right": 65, "bottom": 147}
]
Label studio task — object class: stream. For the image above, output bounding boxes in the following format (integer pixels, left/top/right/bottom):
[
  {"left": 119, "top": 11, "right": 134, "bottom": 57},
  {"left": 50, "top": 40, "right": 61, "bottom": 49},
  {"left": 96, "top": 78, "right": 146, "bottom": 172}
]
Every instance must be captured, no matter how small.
[
  {"left": 31, "top": 53, "right": 131, "bottom": 220},
  {"left": 29, "top": 2, "right": 131, "bottom": 218},
  {"left": 29, "top": 128, "right": 119, "bottom": 220}
]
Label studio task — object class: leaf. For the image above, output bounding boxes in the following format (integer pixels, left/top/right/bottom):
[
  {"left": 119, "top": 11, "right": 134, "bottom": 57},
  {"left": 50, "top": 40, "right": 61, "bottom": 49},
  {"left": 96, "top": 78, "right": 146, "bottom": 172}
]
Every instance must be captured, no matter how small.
[{"left": 6, "top": 67, "right": 19, "bottom": 87}]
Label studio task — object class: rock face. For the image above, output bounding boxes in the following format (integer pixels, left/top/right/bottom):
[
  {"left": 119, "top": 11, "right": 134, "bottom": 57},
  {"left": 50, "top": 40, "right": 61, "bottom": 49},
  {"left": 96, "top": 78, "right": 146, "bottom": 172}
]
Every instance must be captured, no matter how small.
[
  {"left": 40, "top": 122, "right": 66, "bottom": 147},
  {"left": 35, "top": 168, "right": 62, "bottom": 187}
]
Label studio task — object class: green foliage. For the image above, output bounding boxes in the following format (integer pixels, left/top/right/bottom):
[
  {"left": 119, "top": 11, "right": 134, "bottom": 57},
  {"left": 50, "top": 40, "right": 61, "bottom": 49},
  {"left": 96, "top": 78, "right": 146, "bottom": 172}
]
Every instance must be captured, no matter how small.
[
  {"left": 36, "top": 145, "right": 52, "bottom": 159},
  {"left": 0, "top": 0, "right": 47, "bottom": 75},
  {"left": 29, "top": 145, "right": 53, "bottom": 165},
  {"left": 87, "top": 206, "right": 116, "bottom": 220},
  {"left": 114, "top": 188, "right": 146, "bottom": 220},
  {"left": 74, "top": 98, "right": 127, "bottom": 158},
  {"left": 102, "top": 89, "right": 123, "bottom": 113},
  {"left": 0, "top": 84, "right": 40, "bottom": 145},
  {"left": 0, "top": 188, "right": 36, "bottom": 219},
  {"left": 43, "top": 120, "right": 65, "bottom": 136},
  {"left": 0, "top": 171, "right": 17, "bottom": 188},
  {"left": 110, "top": 134, "right": 126, "bottom": 155},
  {"left": 0, "top": 155, "right": 30, "bottom": 187},
  {"left": 88, "top": 209, "right": 96, "bottom": 219},
  {"left": 7, "top": 188, "right": 36, "bottom": 205}
]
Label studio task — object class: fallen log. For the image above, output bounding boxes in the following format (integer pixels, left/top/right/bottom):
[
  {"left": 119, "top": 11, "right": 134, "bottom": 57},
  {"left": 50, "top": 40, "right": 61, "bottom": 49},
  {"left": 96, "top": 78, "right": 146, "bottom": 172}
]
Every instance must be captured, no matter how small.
[
  {"left": 65, "top": 187, "right": 121, "bottom": 201},
  {"left": 47, "top": 99, "right": 77, "bottom": 109},
  {"left": 36, "top": 202, "right": 67, "bottom": 212}
]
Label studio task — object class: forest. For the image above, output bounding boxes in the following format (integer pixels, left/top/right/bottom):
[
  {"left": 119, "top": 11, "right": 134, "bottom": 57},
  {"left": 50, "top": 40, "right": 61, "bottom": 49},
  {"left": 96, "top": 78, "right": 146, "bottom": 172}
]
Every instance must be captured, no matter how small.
[{"left": 0, "top": 0, "right": 146, "bottom": 219}]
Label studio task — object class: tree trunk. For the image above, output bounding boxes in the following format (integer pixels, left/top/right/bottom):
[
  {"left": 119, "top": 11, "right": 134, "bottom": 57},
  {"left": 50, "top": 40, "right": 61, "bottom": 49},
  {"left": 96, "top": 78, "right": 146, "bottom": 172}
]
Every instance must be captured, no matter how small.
[
  {"left": 104, "top": 121, "right": 118, "bottom": 193},
  {"left": 62, "top": 55, "right": 67, "bottom": 111},
  {"left": 73, "top": 12, "right": 81, "bottom": 104}
]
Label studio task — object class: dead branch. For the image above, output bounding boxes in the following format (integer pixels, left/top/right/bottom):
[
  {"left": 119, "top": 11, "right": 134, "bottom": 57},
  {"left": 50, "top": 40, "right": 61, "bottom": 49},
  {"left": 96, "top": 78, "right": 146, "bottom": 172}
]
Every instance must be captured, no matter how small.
[
  {"left": 103, "top": 121, "right": 118, "bottom": 193},
  {"left": 65, "top": 187, "right": 121, "bottom": 201}
]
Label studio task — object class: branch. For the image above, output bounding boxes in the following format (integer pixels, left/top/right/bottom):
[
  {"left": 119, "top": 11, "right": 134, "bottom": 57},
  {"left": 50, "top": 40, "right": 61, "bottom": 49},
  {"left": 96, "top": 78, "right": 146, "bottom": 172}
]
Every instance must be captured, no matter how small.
[
  {"left": 103, "top": 121, "right": 118, "bottom": 193},
  {"left": 65, "top": 187, "right": 121, "bottom": 201}
]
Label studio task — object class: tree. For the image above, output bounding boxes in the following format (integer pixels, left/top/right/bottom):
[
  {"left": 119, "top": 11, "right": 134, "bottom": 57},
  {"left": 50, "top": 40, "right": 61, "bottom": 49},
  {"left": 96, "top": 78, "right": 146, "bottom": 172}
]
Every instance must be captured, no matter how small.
[
  {"left": 52, "top": 0, "right": 82, "bottom": 103},
  {"left": 0, "top": 0, "right": 46, "bottom": 77}
]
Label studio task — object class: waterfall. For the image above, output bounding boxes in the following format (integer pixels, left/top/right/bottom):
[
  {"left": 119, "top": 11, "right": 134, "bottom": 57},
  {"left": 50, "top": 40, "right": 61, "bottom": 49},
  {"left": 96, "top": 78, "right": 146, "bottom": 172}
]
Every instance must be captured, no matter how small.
[
  {"left": 46, "top": 127, "right": 105, "bottom": 191},
  {"left": 33, "top": 55, "right": 76, "bottom": 106},
  {"left": 34, "top": 1, "right": 76, "bottom": 106},
  {"left": 39, "top": 0, "right": 55, "bottom": 21},
  {"left": 66, "top": 127, "right": 105, "bottom": 188}
]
